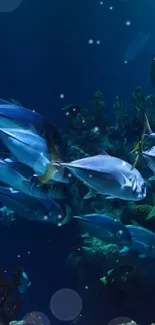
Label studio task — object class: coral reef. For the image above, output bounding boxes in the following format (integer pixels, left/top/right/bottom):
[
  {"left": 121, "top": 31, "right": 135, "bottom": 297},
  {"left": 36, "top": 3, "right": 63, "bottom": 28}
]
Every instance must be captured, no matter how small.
[{"left": 0, "top": 266, "right": 23, "bottom": 325}]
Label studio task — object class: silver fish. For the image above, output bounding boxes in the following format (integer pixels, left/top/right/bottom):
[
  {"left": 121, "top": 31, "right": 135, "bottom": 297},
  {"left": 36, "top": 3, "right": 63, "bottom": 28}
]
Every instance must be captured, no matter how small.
[
  {"left": 74, "top": 214, "right": 131, "bottom": 247},
  {"left": 120, "top": 225, "right": 155, "bottom": 259},
  {"left": 0, "top": 99, "right": 63, "bottom": 145},
  {"left": 0, "top": 158, "right": 66, "bottom": 199},
  {"left": 0, "top": 127, "right": 66, "bottom": 183},
  {"left": 140, "top": 147, "right": 155, "bottom": 180},
  {"left": 59, "top": 152, "right": 146, "bottom": 201},
  {"left": 0, "top": 186, "right": 64, "bottom": 224}
]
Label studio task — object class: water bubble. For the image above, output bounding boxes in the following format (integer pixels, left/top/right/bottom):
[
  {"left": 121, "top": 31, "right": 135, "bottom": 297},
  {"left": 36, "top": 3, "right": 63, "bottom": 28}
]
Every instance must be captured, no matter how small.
[
  {"left": 107, "top": 317, "right": 133, "bottom": 325},
  {"left": 50, "top": 288, "right": 83, "bottom": 321},
  {"left": 23, "top": 311, "right": 50, "bottom": 325},
  {"left": 0, "top": 0, "right": 22, "bottom": 12}
]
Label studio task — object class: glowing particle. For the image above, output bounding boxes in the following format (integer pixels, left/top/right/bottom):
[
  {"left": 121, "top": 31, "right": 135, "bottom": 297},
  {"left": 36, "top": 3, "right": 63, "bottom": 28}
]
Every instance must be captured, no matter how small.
[
  {"left": 43, "top": 215, "right": 48, "bottom": 221},
  {"left": 82, "top": 119, "right": 85, "bottom": 123},
  {"left": 88, "top": 39, "right": 94, "bottom": 44},
  {"left": 124, "top": 60, "right": 128, "bottom": 64},
  {"left": 68, "top": 173, "right": 72, "bottom": 178},
  {"left": 32, "top": 110, "right": 35, "bottom": 112},
  {"left": 28, "top": 251, "right": 31, "bottom": 255},
  {"left": 78, "top": 248, "right": 81, "bottom": 251},
  {"left": 17, "top": 254, "right": 20, "bottom": 258},
  {"left": 100, "top": 1, "right": 103, "bottom": 4},
  {"left": 73, "top": 108, "right": 76, "bottom": 112},
  {"left": 125, "top": 20, "right": 131, "bottom": 26},
  {"left": 58, "top": 223, "right": 62, "bottom": 227},
  {"left": 65, "top": 112, "right": 70, "bottom": 116},
  {"left": 50, "top": 288, "right": 83, "bottom": 321},
  {"left": 96, "top": 40, "right": 101, "bottom": 45},
  {"left": 60, "top": 94, "right": 64, "bottom": 99},
  {"left": 109, "top": 6, "right": 113, "bottom": 10},
  {"left": 89, "top": 174, "right": 92, "bottom": 178},
  {"left": 57, "top": 214, "right": 63, "bottom": 220},
  {"left": 85, "top": 285, "right": 88, "bottom": 290}
]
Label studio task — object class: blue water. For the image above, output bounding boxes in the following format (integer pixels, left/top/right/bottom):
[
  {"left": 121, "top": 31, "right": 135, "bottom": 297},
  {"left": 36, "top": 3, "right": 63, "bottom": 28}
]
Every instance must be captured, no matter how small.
[{"left": 1, "top": 1, "right": 155, "bottom": 325}]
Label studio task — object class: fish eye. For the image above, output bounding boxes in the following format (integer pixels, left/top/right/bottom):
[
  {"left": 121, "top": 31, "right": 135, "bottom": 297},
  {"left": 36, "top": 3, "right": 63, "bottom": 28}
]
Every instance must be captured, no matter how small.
[{"left": 116, "top": 230, "right": 123, "bottom": 238}]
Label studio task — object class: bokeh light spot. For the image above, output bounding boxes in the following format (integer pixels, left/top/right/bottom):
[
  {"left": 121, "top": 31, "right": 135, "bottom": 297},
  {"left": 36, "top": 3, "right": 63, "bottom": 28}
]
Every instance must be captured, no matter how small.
[
  {"left": 23, "top": 311, "right": 50, "bottom": 325},
  {"left": 107, "top": 317, "right": 133, "bottom": 325},
  {"left": 0, "top": 0, "right": 22, "bottom": 12},
  {"left": 50, "top": 288, "right": 83, "bottom": 321}
]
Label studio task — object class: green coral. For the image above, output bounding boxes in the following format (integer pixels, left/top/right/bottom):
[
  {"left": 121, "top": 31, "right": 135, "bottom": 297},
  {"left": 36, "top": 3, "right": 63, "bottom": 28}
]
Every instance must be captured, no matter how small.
[
  {"left": 129, "top": 204, "right": 153, "bottom": 219},
  {"left": 82, "top": 237, "right": 119, "bottom": 256}
]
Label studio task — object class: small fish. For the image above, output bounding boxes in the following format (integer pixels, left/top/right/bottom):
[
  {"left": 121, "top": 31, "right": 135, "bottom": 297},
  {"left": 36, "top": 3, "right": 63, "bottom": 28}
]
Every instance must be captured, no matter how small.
[
  {"left": 0, "top": 186, "right": 64, "bottom": 224},
  {"left": 56, "top": 152, "right": 146, "bottom": 201},
  {"left": 120, "top": 225, "right": 155, "bottom": 259},
  {"left": 18, "top": 271, "right": 31, "bottom": 294},
  {"left": 0, "top": 206, "right": 15, "bottom": 227},
  {"left": 73, "top": 214, "right": 132, "bottom": 247}
]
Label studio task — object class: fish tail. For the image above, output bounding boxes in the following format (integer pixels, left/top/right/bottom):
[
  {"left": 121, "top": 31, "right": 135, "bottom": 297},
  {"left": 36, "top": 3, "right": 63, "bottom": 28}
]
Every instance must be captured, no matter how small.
[
  {"left": 131, "top": 129, "right": 145, "bottom": 170},
  {"left": 38, "top": 139, "right": 63, "bottom": 186}
]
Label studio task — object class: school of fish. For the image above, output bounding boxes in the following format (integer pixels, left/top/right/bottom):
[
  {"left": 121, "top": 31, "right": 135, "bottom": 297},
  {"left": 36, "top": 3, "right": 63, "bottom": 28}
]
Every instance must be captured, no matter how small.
[{"left": 1, "top": 98, "right": 155, "bottom": 260}]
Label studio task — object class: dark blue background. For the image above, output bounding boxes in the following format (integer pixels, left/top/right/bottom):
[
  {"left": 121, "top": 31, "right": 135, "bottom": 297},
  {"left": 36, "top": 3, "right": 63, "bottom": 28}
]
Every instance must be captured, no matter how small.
[{"left": 0, "top": 0, "right": 155, "bottom": 324}]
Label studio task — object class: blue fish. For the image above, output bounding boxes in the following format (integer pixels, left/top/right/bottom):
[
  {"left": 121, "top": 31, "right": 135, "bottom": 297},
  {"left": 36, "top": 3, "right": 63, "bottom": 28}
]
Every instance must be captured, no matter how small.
[
  {"left": 0, "top": 99, "right": 62, "bottom": 145},
  {"left": 73, "top": 214, "right": 131, "bottom": 247},
  {"left": 18, "top": 271, "right": 31, "bottom": 294},
  {"left": 0, "top": 186, "right": 64, "bottom": 224},
  {"left": 0, "top": 158, "right": 66, "bottom": 199},
  {"left": 120, "top": 225, "right": 155, "bottom": 259}
]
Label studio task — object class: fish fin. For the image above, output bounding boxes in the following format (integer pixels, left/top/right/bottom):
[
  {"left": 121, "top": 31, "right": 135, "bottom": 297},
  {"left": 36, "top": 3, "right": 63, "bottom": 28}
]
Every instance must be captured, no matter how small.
[
  {"left": 144, "top": 113, "right": 153, "bottom": 135},
  {"left": 138, "top": 254, "right": 146, "bottom": 259},
  {"left": 0, "top": 98, "right": 10, "bottom": 105},
  {"left": 37, "top": 165, "right": 58, "bottom": 186},
  {"left": 145, "top": 207, "right": 155, "bottom": 220},
  {"left": 107, "top": 269, "right": 115, "bottom": 276},
  {"left": 10, "top": 99, "right": 22, "bottom": 106},
  {"left": 120, "top": 173, "right": 132, "bottom": 189},
  {"left": 131, "top": 154, "right": 140, "bottom": 171},
  {"left": 38, "top": 139, "right": 62, "bottom": 185},
  {"left": 119, "top": 246, "right": 130, "bottom": 254},
  {"left": 100, "top": 276, "right": 107, "bottom": 285},
  {"left": 148, "top": 175, "right": 155, "bottom": 181},
  {"left": 83, "top": 187, "right": 97, "bottom": 199},
  {"left": 105, "top": 196, "right": 116, "bottom": 199},
  {"left": 98, "top": 150, "right": 109, "bottom": 156},
  {"left": 57, "top": 204, "right": 72, "bottom": 227},
  {"left": 131, "top": 132, "right": 145, "bottom": 170},
  {"left": 131, "top": 220, "right": 141, "bottom": 227}
]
